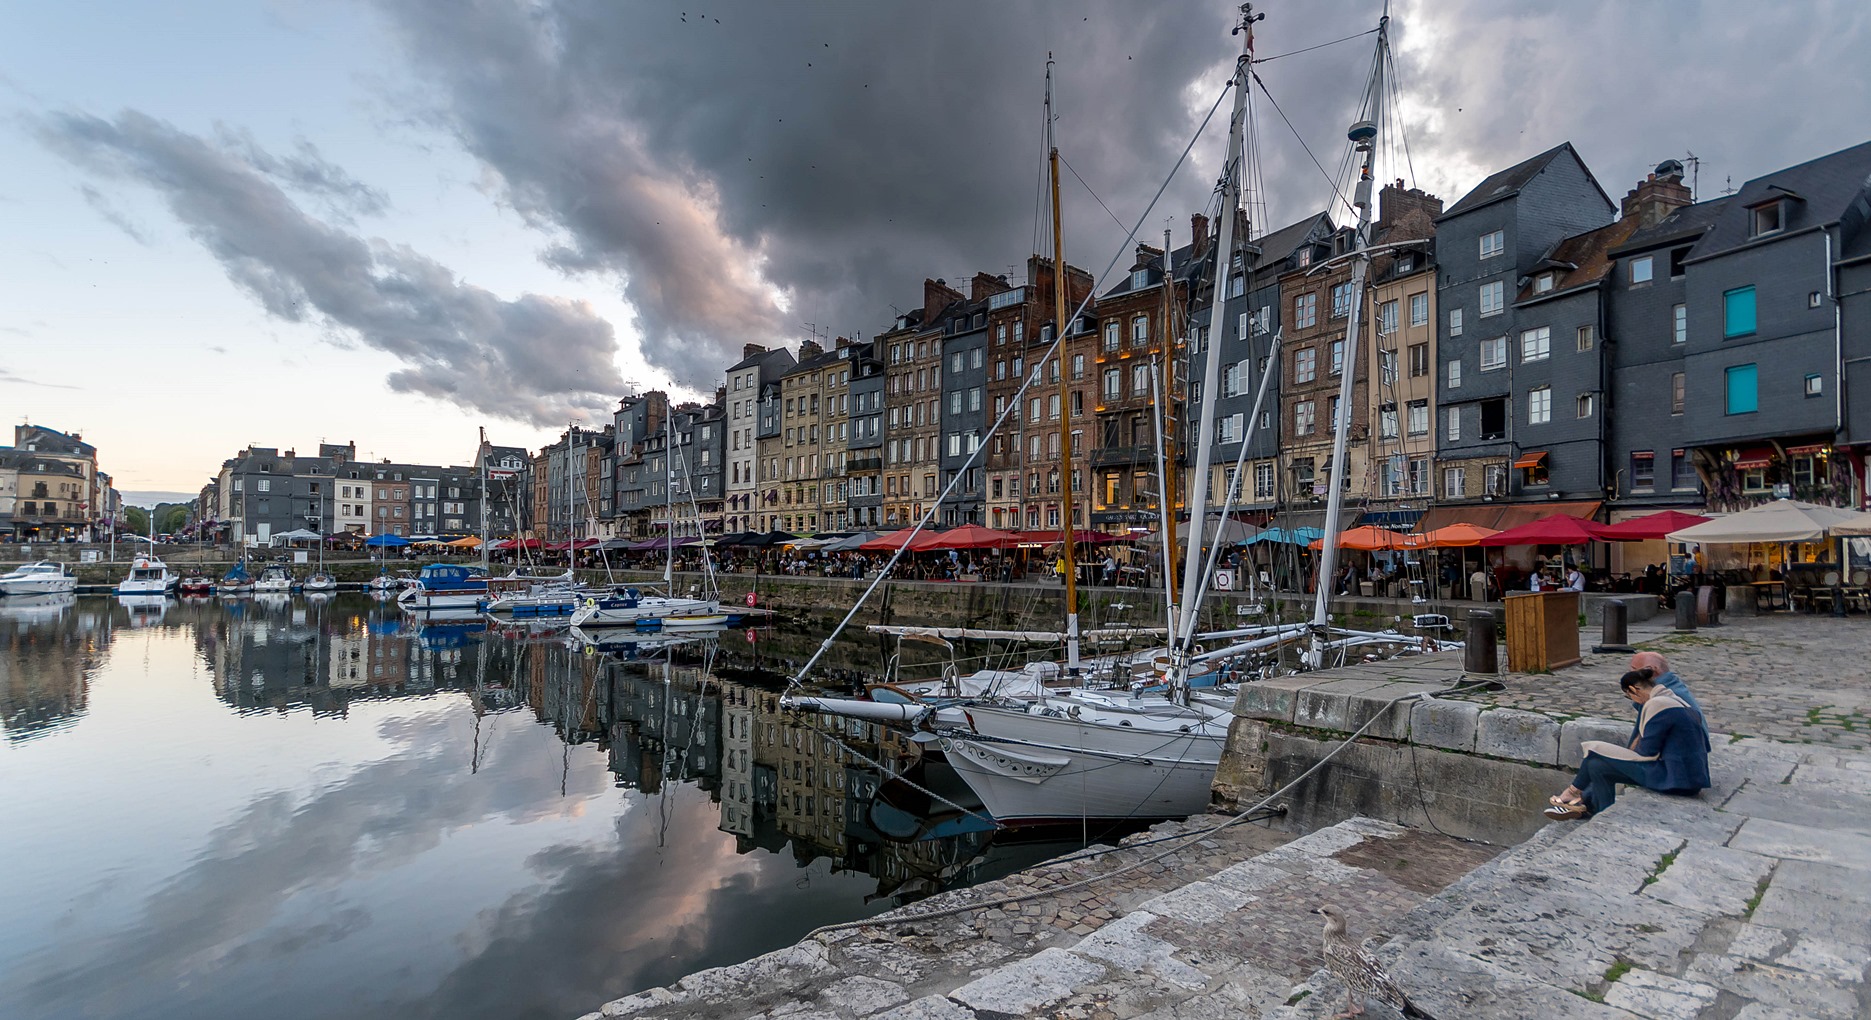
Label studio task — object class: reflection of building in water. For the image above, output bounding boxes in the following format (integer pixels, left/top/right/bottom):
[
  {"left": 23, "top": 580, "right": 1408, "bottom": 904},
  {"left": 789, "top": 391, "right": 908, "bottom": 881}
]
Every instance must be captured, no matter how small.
[
  {"left": 604, "top": 664, "right": 719, "bottom": 796},
  {"left": 0, "top": 597, "right": 100, "bottom": 742},
  {"left": 719, "top": 682, "right": 757, "bottom": 838}
]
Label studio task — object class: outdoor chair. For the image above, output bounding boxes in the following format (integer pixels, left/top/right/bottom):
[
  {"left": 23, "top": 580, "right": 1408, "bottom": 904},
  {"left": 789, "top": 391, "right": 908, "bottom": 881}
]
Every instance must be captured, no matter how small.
[{"left": 1789, "top": 586, "right": 1813, "bottom": 612}]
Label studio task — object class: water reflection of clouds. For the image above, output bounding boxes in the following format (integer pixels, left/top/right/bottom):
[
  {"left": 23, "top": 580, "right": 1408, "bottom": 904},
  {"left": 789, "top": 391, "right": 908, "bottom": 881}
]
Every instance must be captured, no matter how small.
[{"left": 3, "top": 706, "right": 616, "bottom": 1020}]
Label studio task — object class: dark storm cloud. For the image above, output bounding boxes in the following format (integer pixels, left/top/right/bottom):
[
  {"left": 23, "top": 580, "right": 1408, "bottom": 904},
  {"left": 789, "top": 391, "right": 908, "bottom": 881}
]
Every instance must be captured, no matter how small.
[
  {"left": 37, "top": 110, "right": 627, "bottom": 427},
  {"left": 370, "top": 0, "right": 1871, "bottom": 392},
  {"left": 370, "top": 0, "right": 1370, "bottom": 385}
]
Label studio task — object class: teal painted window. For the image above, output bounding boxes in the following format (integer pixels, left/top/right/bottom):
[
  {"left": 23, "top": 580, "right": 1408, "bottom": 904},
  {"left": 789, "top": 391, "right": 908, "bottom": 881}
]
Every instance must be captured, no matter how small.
[
  {"left": 1726, "top": 364, "right": 1758, "bottom": 414},
  {"left": 1724, "top": 286, "right": 1756, "bottom": 337}
]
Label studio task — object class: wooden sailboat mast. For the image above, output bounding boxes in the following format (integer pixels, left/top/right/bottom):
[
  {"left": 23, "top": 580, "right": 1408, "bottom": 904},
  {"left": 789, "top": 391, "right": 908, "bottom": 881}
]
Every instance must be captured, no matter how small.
[{"left": 1047, "top": 54, "right": 1081, "bottom": 672}]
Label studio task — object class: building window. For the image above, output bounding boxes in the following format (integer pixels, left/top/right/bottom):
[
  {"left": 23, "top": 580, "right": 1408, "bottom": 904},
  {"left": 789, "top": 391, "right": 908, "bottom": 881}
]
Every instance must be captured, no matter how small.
[
  {"left": 1523, "top": 457, "right": 1549, "bottom": 487},
  {"left": 1672, "top": 304, "right": 1687, "bottom": 344},
  {"left": 1379, "top": 403, "right": 1398, "bottom": 439},
  {"left": 1479, "top": 336, "right": 1507, "bottom": 372},
  {"left": 1331, "top": 283, "right": 1353, "bottom": 319},
  {"left": 1528, "top": 386, "right": 1552, "bottom": 424},
  {"left": 1520, "top": 326, "right": 1550, "bottom": 362},
  {"left": 1253, "top": 462, "right": 1276, "bottom": 501},
  {"left": 1448, "top": 308, "right": 1463, "bottom": 336},
  {"left": 1576, "top": 393, "right": 1595, "bottom": 418},
  {"left": 1329, "top": 340, "right": 1344, "bottom": 376},
  {"left": 1751, "top": 201, "right": 1782, "bottom": 237},
  {"left": 1102, "top": 368, "right": 1121, "bottom": 399},
  {"left": 1293, "top": 348, "right": 1316, "bottom": 384},
  {"left": 1671, "top": 372, "right": 1685, "bottom": 415},
  {"left": 1805, "top": 373, "right": 1823, "bottom": 396},
  {"left": 1630, "top": 256, "right": 1653, "bottom": 284},
  {"left": 1534, "top": 273, "right": 1555, "bottom": 294},
  {"left": 1480, "top": 399, "right": 1507, "bottom": 440},
  {"left": 1725, "top": 363, "right": 1758, "bottom": 414},
  {"left": 1071, "top": 353, "right": 1085, "bottom": 379},
  {"left": 1294, "top": 400, "right": 1316, "bottom": 436},
  {"left": 1378, "top": 299, "right": 1398, "bottom": 335},
  {"left": 1407, "top": 400, "right": 1429, "bottom": 436},
  {"left": 1408, "top": 343, "right": 1429, "bottom": 378},
  {"left": 256, "top": 479, "right": 271, "bottom": 493},
  {"left": 1104, "top": 322, "right": 1120, "bottom": 352},
  {"left": 1479, "top": 281, "right": 1505, "bottom": 317},
  {"left": 1294, "top": 292, "right": 1318, "bottom": 329},
  {"left": 1479, "top": 230, "right": 1505, "bottom": 259},
  {"left": 1671, "top": 449, "right": 1695, "bottom": 490},
  {"left": 1131, "top": 316, "right": 1149, "bottom": 346},
  {"left": 1409, "top": 292, "right": 1428, "bottom": 326},
  {"left": 1447, "top": 359, "right": 1462, "bottom": 389},
  {"left": 1576, "top": 325, "right": 1595, "bottom": 351},
  {"left": 1446, "top": 407, "right": 1461, "bottom": 441},
  {"left": 1443, "top": 466, "right": 1466, "bottom": 498},
  {"left": 1724, "top": 286, "right": 1757, "bottom": 337}
]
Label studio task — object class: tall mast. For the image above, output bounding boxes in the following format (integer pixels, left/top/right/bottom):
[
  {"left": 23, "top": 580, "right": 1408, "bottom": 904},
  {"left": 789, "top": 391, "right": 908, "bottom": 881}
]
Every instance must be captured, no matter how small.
[
  {"left": 478, "top": 426, "right": 489, "bottom": 571},
  {"left": 1047, "top": 54, "right": 1080, "bottom": 672},
  {"left": 665, "top": 412, "right": 675, "bottom": 585},
  {"left": 1153, "top": 227, "right": 1179, "bottom": 633},
  {"left": 1308, "top": 18, "right": 1388, "bottom": 666},
  {"left": 1173, "top": 3, "right": 1258, "bottom": 689}
]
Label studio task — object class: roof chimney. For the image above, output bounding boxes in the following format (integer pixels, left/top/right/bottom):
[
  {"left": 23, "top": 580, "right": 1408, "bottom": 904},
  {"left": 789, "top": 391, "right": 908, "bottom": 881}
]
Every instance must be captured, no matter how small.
[
  {"left": 1190, "top": 213, "right": 1210, "bottom": 259},
  {"left": 970, "top": 271, "right": 1012, "bottom": 301},
  {"left": 1622, "top": 161, "right": 1693, "bottom": 227},
  {"left": 742, "top": 343, "right": 767, "bottom": 359},
  {"left": 798, "top": 339, "right": 823, "bottom": 360},
  {"left": 923, "top": 277, "right": 963, "bottom": 322}
]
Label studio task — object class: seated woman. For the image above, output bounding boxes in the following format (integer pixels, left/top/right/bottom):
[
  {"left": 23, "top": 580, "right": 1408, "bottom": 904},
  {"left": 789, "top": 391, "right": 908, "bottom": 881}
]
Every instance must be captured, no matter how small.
[{"left": 1545, "top": 670, "right": 1710, "bottom": 820}]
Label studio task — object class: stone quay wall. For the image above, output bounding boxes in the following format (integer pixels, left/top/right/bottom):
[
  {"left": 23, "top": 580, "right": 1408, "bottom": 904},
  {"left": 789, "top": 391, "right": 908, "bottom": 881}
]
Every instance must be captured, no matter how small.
[{"left": 1214, "top": 658, "right": 1632, "bottom": 845}]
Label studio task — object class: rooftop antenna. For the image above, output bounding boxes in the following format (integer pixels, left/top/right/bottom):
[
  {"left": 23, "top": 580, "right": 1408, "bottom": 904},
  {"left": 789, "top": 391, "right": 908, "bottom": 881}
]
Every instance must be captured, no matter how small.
[
  {"left": 1721, "top": 174, "right": 1735, "bottom": 196},
  {"left": 801, "top": 321, "right": 827, "bottom": 345},
  {"left": 1683, "top": 151, "right": 1702, "bottom": 201}
]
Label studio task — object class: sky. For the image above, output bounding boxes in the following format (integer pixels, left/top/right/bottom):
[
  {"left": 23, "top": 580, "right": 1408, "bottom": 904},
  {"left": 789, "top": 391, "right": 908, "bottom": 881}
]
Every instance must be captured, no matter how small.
[{"left": 4, "top": 1, "right": 1868, "bottom": 498}]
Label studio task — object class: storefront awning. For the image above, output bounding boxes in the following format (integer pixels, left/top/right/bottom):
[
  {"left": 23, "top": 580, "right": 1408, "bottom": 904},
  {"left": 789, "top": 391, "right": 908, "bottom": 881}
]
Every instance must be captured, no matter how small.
[
  {"left": 1415, "top": 501, "right": 1602, "bottom": 533},
  {"left": 1784, "top": 444, "right": 1828, "bottom": 456},
  {"left": 1731, "top": 445, "right": 1775, "bottom": 469},
  {"left": 1359, "top": 508, "right": 1424, "bottom": 531},
  {"left": 1512, "top": 451, "right": 1548, "bottom": 470}
]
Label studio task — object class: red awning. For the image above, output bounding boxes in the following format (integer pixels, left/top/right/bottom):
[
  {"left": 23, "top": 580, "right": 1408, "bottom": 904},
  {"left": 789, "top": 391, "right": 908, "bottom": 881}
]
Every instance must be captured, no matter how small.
[
  {"left": 923, "top": 525, "right": 1020, "bottom": 550},
  {"left": 1478, "top": 513, "right": 1607, "bottom": 546},
  {"left": 1415, "top": 501, "right": 1602, "bottom": 533},
  {"left": 1732, "top": 446, "right": 1775, "bottom": 469},
  {"left": 1597, "top": 510, "right": 1712, "bottom": 541},
  {"left": 1512, "top": 451, "right": 1548, "bottom": 470}
]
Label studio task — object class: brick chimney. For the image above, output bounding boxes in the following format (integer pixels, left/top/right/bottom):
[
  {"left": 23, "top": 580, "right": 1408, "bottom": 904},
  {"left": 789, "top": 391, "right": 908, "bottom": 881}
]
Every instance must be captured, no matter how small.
[
  {"left": 970, "top": 271, "right": 1012, "bottom": 302},
  {"left": 742, "top": 343, "right": 767, "bottom": 358},
  {"left": 1133, "top": 243, "right": 1163, "bottom": 271},
  {"left": 923, "top": 277, "right": 964, "bottom": 321},
  {"left": 798, "top": 339, "right": 823, "bottom": 360},
  {"left": 1190, "top": 213, "right": 1210, "bottom": 259},
  {"left": 834, "top": 335, "right": 851, "bottom": 349},
  {"left": 1378, "top": 181, "right": 1443, "bottom": 238},
  {"left": 1621, "top": 168, "right": 1692, "bottom": 227}
]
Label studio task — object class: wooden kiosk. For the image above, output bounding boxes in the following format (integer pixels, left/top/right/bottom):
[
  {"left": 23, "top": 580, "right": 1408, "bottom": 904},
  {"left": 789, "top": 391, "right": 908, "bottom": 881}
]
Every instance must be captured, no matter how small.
[{"left": 1503, "top": 590, "right": 1581, "bottom": 672}]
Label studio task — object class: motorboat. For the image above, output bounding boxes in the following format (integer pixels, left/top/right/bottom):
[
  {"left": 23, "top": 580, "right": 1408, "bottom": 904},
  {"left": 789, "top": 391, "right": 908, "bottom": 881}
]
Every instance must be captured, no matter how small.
[
  {"left": 397, "top": 563, "right": 489, "bottom": 611},
  {"left": 481, "top": 570, "right": 582, "bottom": 618},
  {"left": 252, "top": 565, "right": 295, "bottom": 594},
  {"left": 177, "top": 572, "right": 215, "bottom": 596},
  {"left": 566, "top": 587, "right": 717, "bottom": 628},
  {"left": 301, "top": 572, "right": 338, "bottom": 594},
  {"left": 0, "top": 561, "right": 77, "bottom": 597},
  {"left": 218, "top": 562, "right": 255, "bottom": 594},
  {"left": 366, "top": 572, "right": 410, "bottom": 594},
  {"left": 116, "top": 553, "right": 177, "bottom": 596}
]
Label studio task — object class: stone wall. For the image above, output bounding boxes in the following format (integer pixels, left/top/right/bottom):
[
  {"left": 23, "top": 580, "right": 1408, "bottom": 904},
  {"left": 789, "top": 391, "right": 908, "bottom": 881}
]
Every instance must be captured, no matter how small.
[{"left": 1214, "top": 668, "right": 1629, "bottom": 844}]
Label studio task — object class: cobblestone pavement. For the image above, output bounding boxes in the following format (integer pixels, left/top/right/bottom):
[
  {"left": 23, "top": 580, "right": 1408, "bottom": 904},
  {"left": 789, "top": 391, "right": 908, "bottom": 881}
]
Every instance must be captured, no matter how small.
[
  {"left": 585, "top": 816, "right": 1499, "bottom": 1019},
  {"left": 1448, "top": 613, "right": 1871, "bottom": 750}
]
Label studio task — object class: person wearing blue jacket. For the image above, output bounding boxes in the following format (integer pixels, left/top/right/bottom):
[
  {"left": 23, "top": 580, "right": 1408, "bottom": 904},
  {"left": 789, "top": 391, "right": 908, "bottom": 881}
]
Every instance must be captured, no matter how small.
[{"left": 1545, "top": 670, "right": 1711, "bottom": 820}]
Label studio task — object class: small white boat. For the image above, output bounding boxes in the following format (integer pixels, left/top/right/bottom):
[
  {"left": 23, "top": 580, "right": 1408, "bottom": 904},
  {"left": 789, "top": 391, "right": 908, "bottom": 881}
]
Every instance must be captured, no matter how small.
[
  {"left": 0, "top": 561, "right": 78, "bottom": 597},
  {"left": 116, "top": 553, "right": 177, "bottom": 596},
  {"left": 301, "top": 572, "right": 338, "bottom": 593},
  {"left": 177, "top": 573, "right": 215, "bottom": 597},
  {"left": 397, "top": 563, "right": 489, "bottom": 611},
  {"left": 658, "top": 613, "right": 732, "bottom": 630},
  {"left": 218, "top": 563, "right": 255, "bottom": 594},
  {"left": 366, "top": 572, "right": 410, "bottom": 593},
  {"left": 252, "top": 565, "right": 295, "bottom": 594},
  {"left": 482, "top": 570, "right": 582, "bottom": 618},
  {"left": 566, "top": 587, "right": 718, "bottom": 628}
]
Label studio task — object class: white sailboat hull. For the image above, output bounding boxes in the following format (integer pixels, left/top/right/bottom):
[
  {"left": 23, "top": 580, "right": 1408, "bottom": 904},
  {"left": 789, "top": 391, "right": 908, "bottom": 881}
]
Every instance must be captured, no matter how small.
[
  {"left": 567, "top": 596, "right": 717, "bottom": 628},
  {"left": 936, "top": 699, "right": 1228, "bottom": 825},
  {"left": 399, "top": 589, "right": 486, "bottom": 611}
]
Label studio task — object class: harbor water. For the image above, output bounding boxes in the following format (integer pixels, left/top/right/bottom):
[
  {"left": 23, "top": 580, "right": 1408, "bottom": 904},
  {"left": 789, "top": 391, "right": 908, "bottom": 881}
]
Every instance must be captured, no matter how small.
[{"left": 0, "top": 594, "right": 1070, "bottom": 1020}]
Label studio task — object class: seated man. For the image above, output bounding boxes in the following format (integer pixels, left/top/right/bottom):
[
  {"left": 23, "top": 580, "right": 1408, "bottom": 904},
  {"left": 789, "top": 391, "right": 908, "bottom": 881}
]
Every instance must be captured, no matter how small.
[
  {"left": 1628, "top": 650, "right": 1703, "bottom": 722},
  {"left": 1545, "top": 670, "right": 1710, "bottom": 819}
]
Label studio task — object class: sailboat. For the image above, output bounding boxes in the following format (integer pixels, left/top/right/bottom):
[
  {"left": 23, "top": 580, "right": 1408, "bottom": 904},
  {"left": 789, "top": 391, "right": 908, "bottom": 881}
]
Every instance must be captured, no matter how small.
[
  {"left": 793, "top": 7, "right": 1408, "bottom": 826},
  {"left": 304, "top": 486, "right": 337, "bottom": 593}
]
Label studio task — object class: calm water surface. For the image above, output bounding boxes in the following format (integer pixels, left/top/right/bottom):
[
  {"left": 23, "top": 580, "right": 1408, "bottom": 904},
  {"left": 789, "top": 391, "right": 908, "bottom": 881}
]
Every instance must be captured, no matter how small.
[{"left": 0, "top": 594, "right": 1049, "bottom": 1020}]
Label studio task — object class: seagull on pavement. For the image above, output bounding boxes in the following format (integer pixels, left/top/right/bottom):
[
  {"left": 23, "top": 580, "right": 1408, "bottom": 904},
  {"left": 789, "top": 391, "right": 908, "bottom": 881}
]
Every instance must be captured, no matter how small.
[{"left": 1315, "top": 904, "right": 1437, "bottom": 1019}]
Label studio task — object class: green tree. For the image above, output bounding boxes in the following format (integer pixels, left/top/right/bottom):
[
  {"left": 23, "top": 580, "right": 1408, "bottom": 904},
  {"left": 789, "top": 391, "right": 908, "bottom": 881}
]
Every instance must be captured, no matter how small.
[
  {"left": 157, "top": 506, "right": 190, "bottom": 535},
  {"left": 124, "top": 507, "right": 150, "bottom": 538}
]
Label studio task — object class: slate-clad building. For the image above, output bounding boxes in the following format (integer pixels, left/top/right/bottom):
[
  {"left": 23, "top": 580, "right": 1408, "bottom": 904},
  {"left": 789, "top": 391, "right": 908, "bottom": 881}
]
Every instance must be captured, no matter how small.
[
  {"left": 939, "top": 279, "right": 997, "bottom": 527},
  {"left": 845, "top": 341, "right": 886, "bottom": 529},
  {"left": 1433, "top": 143, "right": 1615, "bottom": 517}
]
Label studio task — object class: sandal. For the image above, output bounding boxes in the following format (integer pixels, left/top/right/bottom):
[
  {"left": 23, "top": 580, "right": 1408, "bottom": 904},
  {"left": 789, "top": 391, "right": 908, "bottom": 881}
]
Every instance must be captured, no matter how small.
[
  {"left": 1543, "top": 803, "right": 1589, "bottom": 821},
  {"left": 1549, "top": 794, "right": 1584, "bottom": 808}
]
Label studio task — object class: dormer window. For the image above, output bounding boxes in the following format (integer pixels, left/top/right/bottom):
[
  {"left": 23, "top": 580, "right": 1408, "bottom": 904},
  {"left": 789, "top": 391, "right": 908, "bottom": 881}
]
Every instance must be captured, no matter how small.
[
  {"left": 1296, "top": 247, "right": 1313, "bottom": 268},
  {"left": 1534, "top": 273, "right": 1555, "bottom": 294},
  {"left": 1751, "top": 201, "right": 1783, "bottom": 237},
  {"left": 1130, "top": 268, "right": 1151, "bottom": 291}
]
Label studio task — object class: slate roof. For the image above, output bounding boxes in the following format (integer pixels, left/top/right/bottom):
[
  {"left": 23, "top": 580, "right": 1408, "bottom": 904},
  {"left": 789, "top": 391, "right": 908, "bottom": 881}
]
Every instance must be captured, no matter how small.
[
  {"left": 1687, "top": 139, "right": 1871, "bottom": 261},
  {"left": 1516, "top": 217, "right": 1640, "bottom": 304},
  {"left": 1438, "top": 142, "right": 1611, "bottom": 220},
  {"left": 1609, "top": 196, "right": 1734, "bottom": 257},
  {"left": 726, "top": 345, "right": 797, "bottom": 374}
]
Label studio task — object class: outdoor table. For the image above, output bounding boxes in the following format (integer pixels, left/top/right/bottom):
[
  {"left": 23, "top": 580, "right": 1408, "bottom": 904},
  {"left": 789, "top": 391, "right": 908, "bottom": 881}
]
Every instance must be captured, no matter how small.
[{"left": 1751, "top": 580, "right": 1788, "bottom": 611}]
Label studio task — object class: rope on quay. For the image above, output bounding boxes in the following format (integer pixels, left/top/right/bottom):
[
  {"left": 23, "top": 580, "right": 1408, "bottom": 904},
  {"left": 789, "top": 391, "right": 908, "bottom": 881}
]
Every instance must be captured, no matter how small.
[{"left": 805, "top": 680, "right": 1498, "bottom": 939}]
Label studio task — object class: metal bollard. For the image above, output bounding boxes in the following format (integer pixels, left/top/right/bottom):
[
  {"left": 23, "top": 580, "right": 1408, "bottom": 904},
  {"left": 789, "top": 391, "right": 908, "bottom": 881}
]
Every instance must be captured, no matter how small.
[
  {"left": 1593, "top": 598, "right": 1634, "bottom": 654},
  {"left": 1464, "top": 609, "right": 1499, "bottom": 674},
  {"left": 1674, "top": 591, "right": 1698, "bottom": 632}
]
